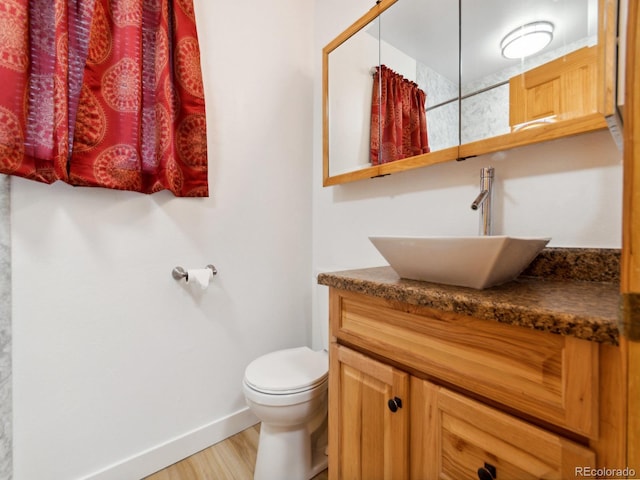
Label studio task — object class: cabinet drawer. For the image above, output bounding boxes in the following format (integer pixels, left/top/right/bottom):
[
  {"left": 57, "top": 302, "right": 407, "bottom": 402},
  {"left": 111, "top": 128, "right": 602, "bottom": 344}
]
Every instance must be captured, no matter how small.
[
  {"left": 329, "top": 289, "right": 598, "bottom": 438},
  {"left": 412, "top": 379, "right": 596, "bottom": 479}
]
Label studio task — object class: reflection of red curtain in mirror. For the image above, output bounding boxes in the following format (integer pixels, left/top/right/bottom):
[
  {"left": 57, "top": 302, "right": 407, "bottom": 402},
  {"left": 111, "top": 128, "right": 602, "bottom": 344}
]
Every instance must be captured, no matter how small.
[
  {"left": 0, "top": 0, "right": 208, "bottom": 197},
  {"left": 370, "top": 65, "right": 429, "bottom": 165}
]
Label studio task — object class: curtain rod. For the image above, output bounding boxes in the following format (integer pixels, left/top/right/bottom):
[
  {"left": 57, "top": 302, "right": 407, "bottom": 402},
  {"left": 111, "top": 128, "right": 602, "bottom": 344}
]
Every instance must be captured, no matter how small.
[{"left": 426, "top": 79, "right": 510, "bottom": 112}]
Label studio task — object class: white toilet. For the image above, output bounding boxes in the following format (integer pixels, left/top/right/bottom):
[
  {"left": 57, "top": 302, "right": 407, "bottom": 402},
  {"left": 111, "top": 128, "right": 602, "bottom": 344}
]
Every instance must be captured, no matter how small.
[{"left": 242, "top": 346, "right": 329, "bottom": 480}]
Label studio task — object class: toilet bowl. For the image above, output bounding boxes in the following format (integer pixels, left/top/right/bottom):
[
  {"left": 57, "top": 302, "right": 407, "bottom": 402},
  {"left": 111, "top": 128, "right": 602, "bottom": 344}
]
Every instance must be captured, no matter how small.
[{"left": 243, "top": 346, "right": 329, "bottom": 480}]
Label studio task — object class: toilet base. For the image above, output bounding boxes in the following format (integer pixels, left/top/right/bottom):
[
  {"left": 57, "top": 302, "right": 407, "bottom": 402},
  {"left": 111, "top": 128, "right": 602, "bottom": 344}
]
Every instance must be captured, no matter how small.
[{"left": 254, "top": 420, "right": 328, "bottom": 480}]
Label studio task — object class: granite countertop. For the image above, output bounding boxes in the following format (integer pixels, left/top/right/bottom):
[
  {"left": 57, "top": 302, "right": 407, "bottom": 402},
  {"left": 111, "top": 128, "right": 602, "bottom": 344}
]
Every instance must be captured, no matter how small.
[{"left": 317, "top": 248, "right": 621, "bottom": 345}]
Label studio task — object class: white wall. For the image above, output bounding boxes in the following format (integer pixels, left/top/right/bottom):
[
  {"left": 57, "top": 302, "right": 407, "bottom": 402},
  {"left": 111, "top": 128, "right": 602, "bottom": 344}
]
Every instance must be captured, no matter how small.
[
  {"left": 11, "top": 1, "right": 314, "bottom": 479},
  {"left": 311, "top": 0, "right": 623, "bottom": 350}
]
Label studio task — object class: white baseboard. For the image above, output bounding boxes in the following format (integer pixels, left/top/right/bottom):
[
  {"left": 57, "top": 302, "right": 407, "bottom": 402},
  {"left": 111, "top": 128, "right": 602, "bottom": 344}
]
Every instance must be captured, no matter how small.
[{"left": 81, "top": 408, "right": 259, "bottom": 480}]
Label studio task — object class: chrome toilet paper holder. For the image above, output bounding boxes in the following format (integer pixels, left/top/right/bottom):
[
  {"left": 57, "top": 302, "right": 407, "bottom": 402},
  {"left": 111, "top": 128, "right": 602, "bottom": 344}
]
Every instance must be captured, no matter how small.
[{"left": 172, "top": 264, "right": 218, "bottom": 281}]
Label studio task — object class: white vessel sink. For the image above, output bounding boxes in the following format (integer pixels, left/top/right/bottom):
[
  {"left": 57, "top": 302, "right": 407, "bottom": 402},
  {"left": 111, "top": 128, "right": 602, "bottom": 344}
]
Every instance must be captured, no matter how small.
[{"left": 369, "top": 235, "right": 551, "bottom": 289}]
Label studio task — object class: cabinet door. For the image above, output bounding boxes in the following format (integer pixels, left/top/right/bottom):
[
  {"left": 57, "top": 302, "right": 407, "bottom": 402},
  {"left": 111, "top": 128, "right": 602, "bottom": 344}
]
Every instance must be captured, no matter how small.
[
  {"left": 412, "top": 378, "right": 596, "bottom": 480},
  {"left": 509, "top": 47, "right": 598, "bottom": 128},
  {"left": 328, "top": 344, "right": 409, "bottom": 480}
]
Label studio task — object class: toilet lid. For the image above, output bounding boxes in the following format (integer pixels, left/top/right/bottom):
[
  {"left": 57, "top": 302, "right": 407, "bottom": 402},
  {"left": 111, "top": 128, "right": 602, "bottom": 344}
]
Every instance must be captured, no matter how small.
[{"left": 244, "top": 346, "right": 328, "bottom": 394}]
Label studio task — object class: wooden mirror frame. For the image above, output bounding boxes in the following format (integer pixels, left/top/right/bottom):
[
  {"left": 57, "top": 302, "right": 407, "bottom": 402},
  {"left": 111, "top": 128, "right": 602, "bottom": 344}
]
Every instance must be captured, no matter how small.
[{"left": 322, "top": 0, "right": 618, "bottom": 187}]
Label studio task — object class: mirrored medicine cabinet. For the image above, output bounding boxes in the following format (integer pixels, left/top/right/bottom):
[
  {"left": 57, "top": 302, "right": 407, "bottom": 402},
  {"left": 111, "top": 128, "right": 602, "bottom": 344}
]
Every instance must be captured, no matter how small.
[{"left": 322, "top": 0, "right": 618, "bottom": 186}]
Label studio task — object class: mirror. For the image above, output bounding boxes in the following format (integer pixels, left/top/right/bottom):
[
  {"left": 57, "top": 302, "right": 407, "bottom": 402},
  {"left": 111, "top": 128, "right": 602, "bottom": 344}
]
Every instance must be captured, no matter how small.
[
  {"left": 612, "top": 0, "right": 628, "bottom": 132},
  {"left": 379, "top": 0, "right": 460, "bottom": 158},
  {"left": 617, "top": 0, "right": 628, "bottom": 110},
  {"left": 459, "top": 0, "right": 614, "bottom": 157},
  {"left": 323, "top": 0, "right": 617, "bottom": 186},
  {"left": 325, "top": 15, "right": 381, "bottom": 179},
  {"left": 323, "top": 0, "right": 460, "bottom": 185},
  {"left": 461, "top": 0, "right": 598, "bottom": 143}
]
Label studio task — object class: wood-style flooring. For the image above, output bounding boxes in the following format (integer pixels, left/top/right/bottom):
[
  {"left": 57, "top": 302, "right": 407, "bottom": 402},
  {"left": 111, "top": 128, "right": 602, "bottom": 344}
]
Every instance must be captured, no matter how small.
[{"left": 144, "top": 423, "right": 329, "bottom": 480}]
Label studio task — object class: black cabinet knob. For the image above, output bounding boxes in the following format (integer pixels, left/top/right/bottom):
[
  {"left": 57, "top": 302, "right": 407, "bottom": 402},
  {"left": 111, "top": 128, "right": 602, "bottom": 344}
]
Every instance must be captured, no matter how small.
[
  {"left": 387, "top": 396, "right": 403, "bottom": 412},
  {"left": 477, "top": 463, "right": 497, "bottom": 480}
]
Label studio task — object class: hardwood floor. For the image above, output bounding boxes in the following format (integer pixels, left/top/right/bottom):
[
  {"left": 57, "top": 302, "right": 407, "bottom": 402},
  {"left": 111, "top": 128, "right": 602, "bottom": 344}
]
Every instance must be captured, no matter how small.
[{"left": 144, "top": 424, "right": 328, "bottom": 480}]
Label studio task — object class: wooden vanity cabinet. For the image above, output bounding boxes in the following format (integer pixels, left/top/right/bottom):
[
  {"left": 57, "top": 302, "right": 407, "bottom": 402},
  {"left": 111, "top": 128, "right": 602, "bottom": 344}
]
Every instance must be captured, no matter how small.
[{"left": 327, "top": 288, "right": 625, "bottom": 480}]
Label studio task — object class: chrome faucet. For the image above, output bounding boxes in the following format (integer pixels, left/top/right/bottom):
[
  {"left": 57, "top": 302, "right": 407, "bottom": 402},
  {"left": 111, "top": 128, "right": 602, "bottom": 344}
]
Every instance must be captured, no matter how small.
[{"left": 471, "top": 167, "right": 494, "bottom": 236}]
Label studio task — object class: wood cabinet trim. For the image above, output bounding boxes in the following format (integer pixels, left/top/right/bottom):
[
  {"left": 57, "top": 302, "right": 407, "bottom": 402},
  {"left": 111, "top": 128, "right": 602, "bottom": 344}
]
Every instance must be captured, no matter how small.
[{"left": 621, "top": 0, "right": 640, "bottom": 471}]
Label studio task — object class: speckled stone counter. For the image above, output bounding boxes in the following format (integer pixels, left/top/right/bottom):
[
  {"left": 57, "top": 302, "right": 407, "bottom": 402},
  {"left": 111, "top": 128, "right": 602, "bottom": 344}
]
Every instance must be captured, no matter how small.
[{"left": 317, "top": 248, "right": 621, "bottom": 345}]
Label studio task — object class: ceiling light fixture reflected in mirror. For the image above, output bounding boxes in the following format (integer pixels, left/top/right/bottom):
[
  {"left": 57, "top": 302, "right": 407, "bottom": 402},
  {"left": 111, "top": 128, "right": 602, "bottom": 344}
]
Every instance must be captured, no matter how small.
[{"left": 500, "top": 21, "right": 554, "bottom": 59}]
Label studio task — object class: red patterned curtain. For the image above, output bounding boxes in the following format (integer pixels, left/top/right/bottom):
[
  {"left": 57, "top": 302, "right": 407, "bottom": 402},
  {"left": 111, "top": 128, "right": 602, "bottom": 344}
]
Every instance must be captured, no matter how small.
[
  {"left": 0, "top": 0, "right": 208, "bottom": 196},
  {"left": 370, "top": 65, "right": 429, "bottom": 165}
]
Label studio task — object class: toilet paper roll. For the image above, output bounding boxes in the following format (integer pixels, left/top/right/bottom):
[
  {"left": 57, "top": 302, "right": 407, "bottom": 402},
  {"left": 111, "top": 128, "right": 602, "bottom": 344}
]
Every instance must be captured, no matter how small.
[{"left": 186, "top": 268, "right": 213, "bottom": 290}]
